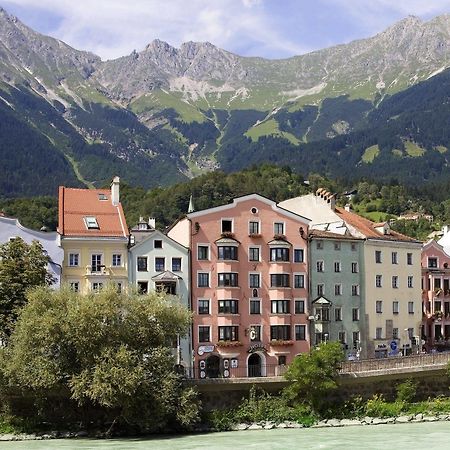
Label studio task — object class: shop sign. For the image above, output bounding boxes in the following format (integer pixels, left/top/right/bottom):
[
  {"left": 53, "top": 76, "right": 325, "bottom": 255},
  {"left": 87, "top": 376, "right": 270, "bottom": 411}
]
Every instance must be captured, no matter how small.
[{"left": 197, "top": 345, "right": 214, "bottom": 356}]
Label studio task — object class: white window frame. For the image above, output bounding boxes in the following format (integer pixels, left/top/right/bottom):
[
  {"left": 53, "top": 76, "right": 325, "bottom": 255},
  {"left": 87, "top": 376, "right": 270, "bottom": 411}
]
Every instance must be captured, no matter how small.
[
  {"left": 392, "top": 276, "right": 399, "bottom": 289},
  {"left": 393, "top": 301, "right": 399, "bottom": 314},
  {"left": 273, "top": 221, "right": 285, "bottom": 236},
  {"left": 197, "top": 271, "right": 210, "bottom": 288},
  {"left": 317, "top": 260, "right": 324, "bottom": 272},
  {"left": 334, "top": 283, "right": 342, "bottom": 296},
  {"left": 90, "top": 253, "right": 103, "bottom": 272},
  {"left": 197, "top": 298, "right": 210, "bottom": 315},
  {"left": 294, "top": 324, "right": 307, "bottom": 341},
  {"left": 84, "top": 216, "right": 99, "bottom": 229},
  {"left": 68, "top": 251, "right": 80, "bottom": 267},
  {"left": 352, "top": 284, "right": 360, "bottom": 296},
  {"left": 351, "top": 261, "right": 359, "bottom": 273},
  {"left": 248, "top": 220, "right": 261, "bottom": 235},
  {"left": 334, "top": 261, "right": 341, "bottom": 273},
  {"left": 171, "top": 257, "right": 182, "bottom": 272},
  {"left": 408, "top": 301, "right": 415, "bottom": 314},
  {"left": 293, "top": 248, "right": 305, "bottom": 263},
  {"left": 376, "top": 300, "right": 383, "bottom": 313},
  {"left": 249, "top": 298, "right": 262, "bottom": 315},
  {"left": 407, "top": 276, "right": 413, "bottom": 288},
  {"left": 249, "top": 272, "right": 261, "bottom": 288},
  {"left": 137, "top": 256, "right": 148, "bottom": 272},
  {"left": 293, "top": 272, "right": 306, "bottom": 289},
  {"left": 248, "top": 245, "right": 261, "bottom": 262},
  {"left": 294, "top": 298, "right": 306, "bottom": 314},
  {"left": 154, "top": 256, "right": 165, "bottom": 272},
  {"left": 376, "top": 274, "right": 382, "bottom": 288},
  {"left": 112, "top": 253, "right": 122, "bottom": 267},
  {"left": 198, "top": 325, "right": 211, "bottom": 343},
  {"left": 69, "top": 280, "right": 80, "bottom": 292},
  {"left": 376, "top": 327, "right": 383, "bottom": 340},
  {"left": 197, "top": 243, "right": 210, "bottom": 261},
  {"left": 221, "top": 218, "right": 234, "bottom": 233}
]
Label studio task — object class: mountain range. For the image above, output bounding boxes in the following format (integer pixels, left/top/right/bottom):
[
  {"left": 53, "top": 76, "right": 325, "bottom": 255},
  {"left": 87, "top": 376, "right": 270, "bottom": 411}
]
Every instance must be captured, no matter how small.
[{"left": 0, "top": 7, "right": 449, "bottom": 197}]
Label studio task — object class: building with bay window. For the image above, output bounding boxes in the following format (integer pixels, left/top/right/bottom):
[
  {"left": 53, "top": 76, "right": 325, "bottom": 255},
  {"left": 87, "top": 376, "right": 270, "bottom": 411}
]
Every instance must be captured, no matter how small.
[{"left": 168, "top": 194, "right": 310, "bottom": 378}]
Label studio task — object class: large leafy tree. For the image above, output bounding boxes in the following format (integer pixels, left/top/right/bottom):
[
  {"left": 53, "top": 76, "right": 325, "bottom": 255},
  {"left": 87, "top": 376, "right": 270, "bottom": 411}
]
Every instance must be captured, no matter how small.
[
  {"left": 0, "top": 237, "right": 55, "bottom": 339},
  {"left": 284, "top": 341, "right": 344, "bottom": 412},
  {"left": 0, "top": 286, "right": 199, "bottom": 432}
]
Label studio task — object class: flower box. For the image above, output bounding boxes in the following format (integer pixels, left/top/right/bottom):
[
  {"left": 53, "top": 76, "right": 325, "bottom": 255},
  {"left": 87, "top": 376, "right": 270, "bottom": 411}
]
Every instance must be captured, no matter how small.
[
  {"left": 216, "top": 340, "right": 243, "bottom": 348},
  {"left": 270, "top": 339, "right": 294, "bottom": 346}
]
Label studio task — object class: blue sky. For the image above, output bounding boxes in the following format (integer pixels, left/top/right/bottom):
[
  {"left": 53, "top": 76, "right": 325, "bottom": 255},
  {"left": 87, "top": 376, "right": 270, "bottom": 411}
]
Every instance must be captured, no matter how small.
[{"left": 2, "top": 0, "right": 450, "bottom": 60}]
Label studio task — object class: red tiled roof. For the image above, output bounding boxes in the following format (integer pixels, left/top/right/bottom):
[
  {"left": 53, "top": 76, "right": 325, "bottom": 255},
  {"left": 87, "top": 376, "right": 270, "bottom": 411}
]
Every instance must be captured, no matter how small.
[
  {"left": 58, "top": 187, "right": 128, "bottom": 238},
  {"left": 334, "top": 207, "right": 419, "bottom": 243}
]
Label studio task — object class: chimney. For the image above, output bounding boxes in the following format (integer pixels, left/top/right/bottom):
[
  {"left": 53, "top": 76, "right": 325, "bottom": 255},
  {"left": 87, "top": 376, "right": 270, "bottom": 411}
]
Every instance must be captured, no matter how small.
[
  {"left": 111, "top": 176, "right": 120, "bottom": 206},
  {"left": 148, "top": 217, "right": 156, "bottom": 229},
  {"left": 345, "top": 204, "right": 351, "bottom": 212}
]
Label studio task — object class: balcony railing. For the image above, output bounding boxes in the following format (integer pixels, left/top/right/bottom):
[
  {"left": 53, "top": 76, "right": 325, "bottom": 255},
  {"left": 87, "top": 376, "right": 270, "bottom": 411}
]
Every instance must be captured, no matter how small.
[{"left": 190, "top": 364, "right": 288, "bottom": 379}]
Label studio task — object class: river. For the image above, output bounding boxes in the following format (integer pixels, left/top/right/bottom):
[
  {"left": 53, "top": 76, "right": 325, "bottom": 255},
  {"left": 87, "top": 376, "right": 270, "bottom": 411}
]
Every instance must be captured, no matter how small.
[{"left": 2, "top": 421, "right": 450, "bottom": 449}]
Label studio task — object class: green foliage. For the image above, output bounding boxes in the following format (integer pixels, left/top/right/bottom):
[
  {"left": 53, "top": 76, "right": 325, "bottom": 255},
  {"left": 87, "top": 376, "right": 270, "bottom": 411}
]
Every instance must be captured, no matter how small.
[
  {"left": 364, "top": 394, "right": 403, "bottom": 418},
  {"left": 396, "top": 379, "right": 418, "bottom": 404},
  {"left": 0, "top": 238, "right": 55, "bottom": 339},
  {"left": 284, "top": 342, "right": 344, "bottom": 412},
  {"left": 0, "top": 286, "right": 199, "bottom": 432}
]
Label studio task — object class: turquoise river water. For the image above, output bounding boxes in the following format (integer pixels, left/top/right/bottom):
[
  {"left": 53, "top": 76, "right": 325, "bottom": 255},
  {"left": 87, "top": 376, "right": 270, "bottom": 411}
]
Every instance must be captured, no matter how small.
[{"left": 2, "top": 421, "right": 450, "bottom": 449}]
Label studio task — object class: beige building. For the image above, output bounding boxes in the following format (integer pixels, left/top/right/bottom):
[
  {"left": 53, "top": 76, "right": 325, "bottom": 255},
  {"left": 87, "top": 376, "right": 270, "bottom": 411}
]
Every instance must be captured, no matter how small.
[{"left": 58, "top": 177, "right": 129, "bottom": 294}]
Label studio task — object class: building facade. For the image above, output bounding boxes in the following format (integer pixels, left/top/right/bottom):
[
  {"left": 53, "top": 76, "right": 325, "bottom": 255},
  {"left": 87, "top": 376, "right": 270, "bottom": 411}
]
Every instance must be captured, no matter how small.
[
  {"left": 58, "top": 177, "right": 129, "bottom": 293},
  {"left": 421, "top": 239, "right": 450, "bottom": 350},
  {"left": 309, "top": 231, "right": 366, "bottom": 359},
  {"left": 129, "top": 219, "right": 191, "bottom": 368},
  {"left": 169, "top": 194, "right": 310, "bottom": 378}
]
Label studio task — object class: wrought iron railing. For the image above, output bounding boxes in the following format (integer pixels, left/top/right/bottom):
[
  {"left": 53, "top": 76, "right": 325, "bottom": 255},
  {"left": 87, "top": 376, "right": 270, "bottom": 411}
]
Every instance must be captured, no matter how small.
[{"left": 189, "top": 364, "right": 288, "bottom": 379}]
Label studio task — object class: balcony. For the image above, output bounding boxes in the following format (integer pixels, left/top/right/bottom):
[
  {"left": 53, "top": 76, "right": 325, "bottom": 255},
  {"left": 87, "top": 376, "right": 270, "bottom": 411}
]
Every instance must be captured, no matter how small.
[{"left": 85, "top": 265, "right": 110, "bottom": 276}]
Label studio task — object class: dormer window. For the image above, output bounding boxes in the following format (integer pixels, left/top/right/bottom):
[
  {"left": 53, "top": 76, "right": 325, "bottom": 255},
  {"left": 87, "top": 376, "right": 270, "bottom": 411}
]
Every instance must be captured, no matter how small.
[
  {"left": 98, "top": 193, "right": 108, "bottom": 201},
  {"left": 84, "top": 216, "right": 99, "bottom": 229}
]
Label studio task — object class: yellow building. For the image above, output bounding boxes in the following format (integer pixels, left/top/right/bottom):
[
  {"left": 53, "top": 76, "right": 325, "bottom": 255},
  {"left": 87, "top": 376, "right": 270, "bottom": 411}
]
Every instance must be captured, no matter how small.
[{"left": 58, "top": 177, "right": 129, "bottom": 293}]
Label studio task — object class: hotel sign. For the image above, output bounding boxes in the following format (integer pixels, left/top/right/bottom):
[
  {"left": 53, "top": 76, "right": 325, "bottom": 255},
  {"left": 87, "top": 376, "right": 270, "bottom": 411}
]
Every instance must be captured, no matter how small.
[
  {"left": 248, "top": 344, "right": 267, "bottom": 354},
  {"left": 197, "top": 345, "right": 214, "bottom": 356}
]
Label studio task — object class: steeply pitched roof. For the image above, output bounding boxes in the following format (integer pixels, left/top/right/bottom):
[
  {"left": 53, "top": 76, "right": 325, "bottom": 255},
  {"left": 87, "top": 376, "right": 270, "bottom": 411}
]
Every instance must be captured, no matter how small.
[
  {"left": 334, "top": 207, "right": 420, "bottom": 243},
  {"left": 58, "top": 187, "right": 128, "bottom": 238}
]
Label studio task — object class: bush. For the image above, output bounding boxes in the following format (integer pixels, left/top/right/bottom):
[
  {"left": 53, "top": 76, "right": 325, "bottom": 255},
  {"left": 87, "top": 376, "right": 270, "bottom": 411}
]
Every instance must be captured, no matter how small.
[
  {"left": 365, "top": 394, "right": 403, "bottom": 417},
  {"left": 396, "top": 379, "right": 418, "bottom": 404}
]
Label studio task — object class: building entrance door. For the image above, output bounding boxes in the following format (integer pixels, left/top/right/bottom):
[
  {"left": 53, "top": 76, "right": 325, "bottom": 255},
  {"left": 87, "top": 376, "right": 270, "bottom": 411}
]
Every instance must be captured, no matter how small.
[{"left": 248, "top": 353, "right": 262, "bottom": 377}]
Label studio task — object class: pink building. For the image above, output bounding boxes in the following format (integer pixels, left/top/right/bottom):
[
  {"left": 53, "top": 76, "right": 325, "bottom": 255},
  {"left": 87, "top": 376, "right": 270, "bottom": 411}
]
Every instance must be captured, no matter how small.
[
  {"left": 422, "top": 240, "right": 450, "bottom": 350},
  {"left": 169, "top": 194, "right": 310, "bottom": 378}
]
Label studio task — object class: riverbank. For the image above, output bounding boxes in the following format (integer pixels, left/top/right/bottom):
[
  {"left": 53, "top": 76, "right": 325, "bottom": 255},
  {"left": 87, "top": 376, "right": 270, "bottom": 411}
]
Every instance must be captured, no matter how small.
[{"left": 1, "top": 412, "right": 450, "bottom": 441}]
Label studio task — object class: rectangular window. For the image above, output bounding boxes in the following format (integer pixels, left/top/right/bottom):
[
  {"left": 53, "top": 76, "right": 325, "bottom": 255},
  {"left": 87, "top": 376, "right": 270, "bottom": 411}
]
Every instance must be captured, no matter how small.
[
  {"left": 274, "top": 222, "right": 284, "bottom": 235},
  {"left": 375, "top": 250, "right": 382, "bottom": 263},
  {"left": 335, "top": 307, "right": 342, "bottom": 321},
  {"left": 221, "top": 219, "right": 233, "bottom": 233},
  {"left": 334, "top": 261, "right": 341, "bottom": 272},
  {"left": 154, "top": 240, "right": 162, "bottom": 248},
  {"left": 295, "top": 299, "right": 305, "bottom": 314},
  {"left": 393, "top": 328, "right": 399, "bottom": 340},
  {"left": 352, "top": 308, "right": 360, "bottom": 321},
  {"left": 316, "top": 240, "right": 323, "bottom": 250},
  {"left": 137, "top": 281, "right": 148, "bottom": 294},
  {"left": 218, "top": 299, "right": 239, "bottom": 314},
  {"left": 392, "top": 251, "right": 398, "bottom": 264},
  {"left": 407, "top": 253, "right": 413, "bottom": 265},
  {"left": 294, "top": 274, "right": 305, "bottom": 289},
  {"left": 91, "top": 254, "right": 102, "bottom": 272},
  {"left": 352, "top": 331, "right": 360, "bottom": 349},
  {"left": 393, "top": 301, "right": 399, "bottom": 314},
  {"left": 338, "top": 331, "right": 346, "bottom": 344},
  {"left": 199, "top": 326, "right": 210, "bottom": 342},
  {"left": 250, "top": 325, "right": 262, "bottom": 342},
  {"left": 408, "top": 328, "right": 414, "bottom": 340},
  {"left": 294, "top": 249, "right": 304, "bottom": 263},
  {"left": 249, "top": 273, "right": 261, "bottom": 288},
  {"left": 92, "top": 282, "right": 103, "bottom": 292},
  {"left": 172, "top": 257, "right": 182, "bottom": 272},
  {"left": 428, "top": 257, "right": 438, "bottom": 268},
  {"left": 334, "top": 242, "right": 341, "bottom": 251},
  {"left": 351, "top": 243, "right": 357, "bottom": 251},
  {"left": 218, "top": 246, "right": 238, "bottom": 260},
  {"left": 198, "top": 299, "right": 210, "bottom": 315},
  {"left": 271, "top": 300, "right": 290, "bottom": 314},
  {"left": 155, "top": 257, "right": 165, "bottom": 272},
  {"left": 407, "top": 276, "right": 413, "bottom": 288},
  {"left": 376, "top": 275, "right": 382, "bottom": 288},
  {"left": 270, "top": 274, "right": 290, "bottom": 288},
  {"left": 197, "top": 272, "right": 209, "bottom": 287},
  {"left": 317, "top": 284, "right": 324, "bottom": 296},
  {"left": 334, "top": 284, "right": 342, "bottom": 296},
  {"left": 376, "top": 327, "right": 383, "bottom": 339},
  {"left": 250, "top": 299, "right": 261, "bottom": 314},
  {"left": 317, "top": 261, "right": 324, "bottom": 272},
  {"left": 376, "top": 300, "right": 383, "bottom": 313},
  {"left": 218, "top": 272, "right": 239, "bottom": 287},
  {"left": 352, "top": 284, "right": 360, "bottom": 296},
  {"left": 218, "top": 325, "right": 239, "bottom": 341},
  {"left": 295, "top": 325, "right": 306, "bottom": 341},
  {"left": 392, "top": 276, "right": 398, "bottom": 288},
  {"left": 69, "top": 253, "right": 79, "bottom": 267},
  {"left": 249, "top": 221, "right": 260, "bottom": 235},
  {"left": 69, "top": 281, "right": 79, "bottom": 292},
  {"left": 112, "top": 254, "right": 122, "bottom": 267},
  {"left": 270, "top": 325, "right": 291, "bottom": 341},
  {"left": 249, "top": 247, "right": 260, "bottom": 261},
  {"left": 315, "top": 307, "right": 330, "bottom": 322},
  {"left": 197, "top": 245, "right": 209, "bottom": 260},
  {"left": 351, "top": 262, "right": 358, "bottom": 273},
  {"left": 137, "top": 256, "right": 148, "bottom": 272},
  {"left": 270, "top": 247, "right": 290, "bottom": 262},
  {"left": 408, "top": 301, "right": 414, "bottom": 314}
]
